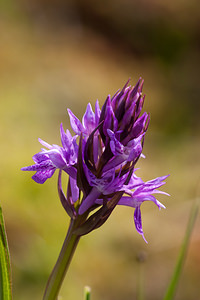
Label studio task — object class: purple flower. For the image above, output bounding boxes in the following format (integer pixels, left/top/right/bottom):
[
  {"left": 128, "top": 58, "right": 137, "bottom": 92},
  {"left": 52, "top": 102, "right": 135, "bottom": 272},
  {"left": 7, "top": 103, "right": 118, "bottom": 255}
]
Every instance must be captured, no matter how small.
[
  {"left": 21, "top": 124, "right": 78, "bottom": 183},
  {"left": 78, "top": 168, "right": 129, "bottom": 215},
  {"left": 102, "top": 129, "right": 144, "bottom": 172},
  {"left": 118, "top": 174, "right": 169, "bottom": 242},
  {"left": 22, "top": 78, "right": 169, "bottom": 241}
]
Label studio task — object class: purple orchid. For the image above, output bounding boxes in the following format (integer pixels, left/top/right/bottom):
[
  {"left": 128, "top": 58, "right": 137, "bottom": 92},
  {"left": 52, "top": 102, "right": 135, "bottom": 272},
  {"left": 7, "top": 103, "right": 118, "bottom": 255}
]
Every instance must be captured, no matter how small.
[
  {"left": 22, "top": 78, "right": 169, "bottom": 241},
  {"left": 102, "top": 129, "right": 144, "bottom": 172},
  {"left": 78, "top": 167, "right": 129, "bottom": 215},
  {"left": 21, "top": 124, "right": 78, "bottom": 183},
  {"left": 118, "top": 174, "right": 169, "bottom": 242}
]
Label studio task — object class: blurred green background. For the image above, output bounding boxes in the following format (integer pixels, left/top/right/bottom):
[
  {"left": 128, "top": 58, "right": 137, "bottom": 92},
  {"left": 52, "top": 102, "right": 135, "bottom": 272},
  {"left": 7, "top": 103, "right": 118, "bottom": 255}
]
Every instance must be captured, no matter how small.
[{"left": 0, "top": 0, "right": 200, "bottom": 299}]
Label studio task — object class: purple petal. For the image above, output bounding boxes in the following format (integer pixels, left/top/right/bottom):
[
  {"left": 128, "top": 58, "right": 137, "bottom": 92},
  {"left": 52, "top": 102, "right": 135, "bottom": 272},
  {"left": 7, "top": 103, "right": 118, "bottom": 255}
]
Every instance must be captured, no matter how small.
[
  {"left": 119, "top": 194, "right": 166, "bottom": 210},
  {"left": 21, "top": 158, "right": 53, "bottom": 172},
  {"left": 95, "top": 100, "right": 101, "bottom": 125},
  {"left": 134, "top": 207, "right": 147, "bottom": 243},
  {"left": 102, "top": 156, "right": 126, "bottom": 172},
  {"left": 126, "top": 136, "right": 143, "bottom": 162},
  {"left": 134, "top": 175, "right": 169, "bottom": 194},
  {"left": 103, "top": 99, "right": 118, "bottom": 136},
  {"left": 38, "top": 138, "right": 53, "bottom": 149},
  {"left": 126, "top": 172, "right": 144, "bottom": 189},
  {"left": 118, "top": 196, "right": 138, "bottom": 207},
  {"left": 69, "top": 177, "right": 79, "bottom": 203},
  {"left": 144, "top": 175, "right": 169, "bottom": 185},
  {"left": 47, "top": 150, "right": 66, "bottom": 169},
  {"left": 121, "top": 100, "right": 136, "bottom": 130},
  {"left": 131, "top": 112, "right": 148, "bottom": 139},
  {"left": 32, "top": 169, "right": 55, "bottom": 184},
  {"left": 78, "top": 187, "right": 101, "bottom": 215},
  {"left": 128, "top": 78, "right": 142, "bottom": 103},
  {"left": 63, "top": 166, "right": 77, "bottom": 179},
  {"left": 21, "top": 165, "right": 38, "bottom": 172},
  {"left": 32, "top": 152, "right": 49, "bottom": 163},
  {"left": 82, "top": 103, "right": 95, "bottom": 132},
  {"left": 67, "top": 108, "right": 84, "bottom": 135},
  {"left": 60, "top": 123, "right": 73, "bottom": 149},
  {"left": 134, "top": 206, "right": 142, "bottom": 233},
  {"left": 107, "top": 129, "right": 124, "bottom": 155}
]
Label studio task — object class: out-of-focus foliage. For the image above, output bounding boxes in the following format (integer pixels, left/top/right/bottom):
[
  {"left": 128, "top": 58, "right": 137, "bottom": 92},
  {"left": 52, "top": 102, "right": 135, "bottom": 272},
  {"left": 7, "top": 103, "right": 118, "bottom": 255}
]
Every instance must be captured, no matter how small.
[
  {"left": 0, "top": 0, "right": 199, "bottom": 300},
  {"left": 0, "top": 207, "right": 12, "bottom": 300}
]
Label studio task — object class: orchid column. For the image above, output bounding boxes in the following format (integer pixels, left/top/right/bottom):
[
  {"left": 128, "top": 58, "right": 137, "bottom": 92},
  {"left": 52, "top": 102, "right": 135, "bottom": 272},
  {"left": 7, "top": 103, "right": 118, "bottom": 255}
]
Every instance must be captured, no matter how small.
[{"left": 22, "top": 78, "right": 169, "bottom": 300}]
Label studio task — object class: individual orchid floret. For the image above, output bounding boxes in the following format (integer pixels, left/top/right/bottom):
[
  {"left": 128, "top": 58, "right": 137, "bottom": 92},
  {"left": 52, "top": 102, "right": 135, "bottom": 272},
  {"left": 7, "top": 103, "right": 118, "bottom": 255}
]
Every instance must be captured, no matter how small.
[
  {"left": 21, "top": 124, "right": 78, "bottom": 183},
  {"left": 78, "top": 168, "right": 129, "bottom": 215},
  {"left": 21, "top": 152, "right": 58, "bottom": 184},
  {"left": 102, "top": 129, "right": 144, "bottom": 172},
  {"left": 118, "top": 174, "right": 169, "bottom": 242}
]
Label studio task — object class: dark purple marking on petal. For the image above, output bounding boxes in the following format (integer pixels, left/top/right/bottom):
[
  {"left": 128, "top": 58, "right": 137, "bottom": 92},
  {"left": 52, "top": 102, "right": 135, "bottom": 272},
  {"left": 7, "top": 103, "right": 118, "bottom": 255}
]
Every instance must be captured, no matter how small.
[
  {"left": 32, "top": 152, "right": 49, "bottom": 163},
  {"left": 32, "top": 169, "right": 55, "bottom": 184}
]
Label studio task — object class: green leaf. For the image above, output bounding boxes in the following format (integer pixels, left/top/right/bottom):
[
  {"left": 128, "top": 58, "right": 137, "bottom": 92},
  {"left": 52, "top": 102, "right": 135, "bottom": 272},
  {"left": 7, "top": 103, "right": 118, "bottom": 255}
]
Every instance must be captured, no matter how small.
[
  {"left": 0, "top": 207, "right": 12, "bottom": 300},
  {"left": 84, "top": 286, "right": 91, "bottom": 300},
  {"left": 163, "top": 198, "right": 199, "bottom": 300}
]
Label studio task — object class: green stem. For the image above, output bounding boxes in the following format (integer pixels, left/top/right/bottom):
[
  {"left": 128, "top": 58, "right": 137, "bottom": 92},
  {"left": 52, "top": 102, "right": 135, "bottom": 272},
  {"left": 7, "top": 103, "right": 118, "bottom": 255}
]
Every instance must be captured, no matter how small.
[
  {"left": 84, "top": 286, "right": 91, "bottom": 300},
  {"left": 163, "top": 198, "right": 199, "bottom": 300},
  {"left": 43, "top": 218, "right": 81, "bottom": 300}
]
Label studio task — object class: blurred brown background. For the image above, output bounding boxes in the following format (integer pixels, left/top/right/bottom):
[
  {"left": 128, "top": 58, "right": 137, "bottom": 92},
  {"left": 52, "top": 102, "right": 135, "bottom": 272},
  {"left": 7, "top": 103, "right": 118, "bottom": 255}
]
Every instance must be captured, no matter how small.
[{"left": 0, "top": 0, "right": 200, "bottom": 299}]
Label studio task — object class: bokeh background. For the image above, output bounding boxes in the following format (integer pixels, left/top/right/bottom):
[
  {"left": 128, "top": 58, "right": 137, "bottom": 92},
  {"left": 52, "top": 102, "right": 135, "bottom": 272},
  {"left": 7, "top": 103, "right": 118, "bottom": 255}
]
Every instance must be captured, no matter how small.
[{"left": 0, "top": 0, "right": 200, "bottom": 299}]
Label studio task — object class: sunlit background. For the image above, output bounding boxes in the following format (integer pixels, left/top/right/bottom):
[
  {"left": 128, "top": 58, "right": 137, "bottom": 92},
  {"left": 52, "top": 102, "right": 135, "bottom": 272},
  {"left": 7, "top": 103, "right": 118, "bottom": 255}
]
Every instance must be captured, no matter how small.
[{"left": 0, "top": 0, "right": 200, "bottom": 299}]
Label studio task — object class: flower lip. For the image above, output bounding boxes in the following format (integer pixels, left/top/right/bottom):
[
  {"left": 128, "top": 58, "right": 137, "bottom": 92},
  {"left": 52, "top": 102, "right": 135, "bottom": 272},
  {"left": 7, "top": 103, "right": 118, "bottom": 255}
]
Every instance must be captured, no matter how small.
[{"left": 21, "top": 126, "right": 79, "bottom": 183}]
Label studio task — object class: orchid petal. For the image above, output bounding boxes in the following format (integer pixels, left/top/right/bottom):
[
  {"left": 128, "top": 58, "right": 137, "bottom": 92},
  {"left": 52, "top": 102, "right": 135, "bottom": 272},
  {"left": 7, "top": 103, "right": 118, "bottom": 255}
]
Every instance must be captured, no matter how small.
[{"left": 67, "top": 108, "right": 84, "bottom": 135}]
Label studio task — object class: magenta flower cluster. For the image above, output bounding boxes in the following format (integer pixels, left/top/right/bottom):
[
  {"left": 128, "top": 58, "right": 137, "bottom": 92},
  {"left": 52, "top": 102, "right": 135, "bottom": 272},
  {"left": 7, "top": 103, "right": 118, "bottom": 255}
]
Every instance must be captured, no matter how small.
[{"left": 22, "top": 79, "right": 169, "bottom": 241}]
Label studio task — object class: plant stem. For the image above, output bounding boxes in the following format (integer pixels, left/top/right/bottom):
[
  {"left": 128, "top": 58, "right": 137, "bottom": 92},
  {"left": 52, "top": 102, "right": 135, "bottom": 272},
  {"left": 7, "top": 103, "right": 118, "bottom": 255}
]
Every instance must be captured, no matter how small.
[
  {"left": 84, "top": 286, "right": 91, "bottom": 300},
  {"left": 163, "top": 198, "right": 199, "bottom": 300},
  {"left": 43, "top": 218, "right": 81, "bottom": 300}
]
